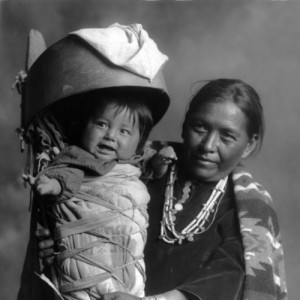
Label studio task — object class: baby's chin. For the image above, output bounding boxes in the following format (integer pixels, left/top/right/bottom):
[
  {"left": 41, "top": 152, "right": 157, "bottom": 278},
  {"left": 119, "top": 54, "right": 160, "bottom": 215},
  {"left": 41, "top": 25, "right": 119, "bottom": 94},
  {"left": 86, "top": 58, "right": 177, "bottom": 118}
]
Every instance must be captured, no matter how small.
[
  {"left": 89, "top": 148, "right": 116, "bottom": 161},
  {"left": 94, "top": 153, "right": 117, "bottom": 161}
]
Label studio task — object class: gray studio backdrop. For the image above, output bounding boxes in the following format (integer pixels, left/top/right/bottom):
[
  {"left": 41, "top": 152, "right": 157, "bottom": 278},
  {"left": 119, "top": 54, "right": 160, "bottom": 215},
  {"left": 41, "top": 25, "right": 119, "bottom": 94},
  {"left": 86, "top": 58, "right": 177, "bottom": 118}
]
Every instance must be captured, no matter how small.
[{"left": 1, "top": 1, "right": 299, "bottom": 299}]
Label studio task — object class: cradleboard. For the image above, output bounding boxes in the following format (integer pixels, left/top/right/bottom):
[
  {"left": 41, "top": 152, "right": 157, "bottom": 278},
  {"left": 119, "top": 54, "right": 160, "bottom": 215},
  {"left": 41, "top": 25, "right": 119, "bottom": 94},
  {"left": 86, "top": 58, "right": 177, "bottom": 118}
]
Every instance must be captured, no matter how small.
[{"left": 15, "top": 30, "right": 63, "bottom": 300}]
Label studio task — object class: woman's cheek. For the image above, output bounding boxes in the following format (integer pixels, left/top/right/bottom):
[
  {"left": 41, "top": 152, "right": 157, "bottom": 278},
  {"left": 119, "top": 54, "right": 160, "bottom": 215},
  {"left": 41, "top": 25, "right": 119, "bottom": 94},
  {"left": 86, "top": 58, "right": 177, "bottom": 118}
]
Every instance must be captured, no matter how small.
[{"left": 185, "top": 130, "right": 201, "bottom": 146}]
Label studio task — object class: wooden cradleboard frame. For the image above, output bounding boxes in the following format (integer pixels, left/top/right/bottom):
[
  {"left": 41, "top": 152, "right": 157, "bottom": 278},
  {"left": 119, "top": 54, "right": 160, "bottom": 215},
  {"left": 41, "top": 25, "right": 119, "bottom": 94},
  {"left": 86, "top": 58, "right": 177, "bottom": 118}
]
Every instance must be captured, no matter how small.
[
  {"left": 16, "top": 30, "right": 60, "bottom": 300},
  {"left": 14, "top": 29, "right": 46, "bottom": 152}
]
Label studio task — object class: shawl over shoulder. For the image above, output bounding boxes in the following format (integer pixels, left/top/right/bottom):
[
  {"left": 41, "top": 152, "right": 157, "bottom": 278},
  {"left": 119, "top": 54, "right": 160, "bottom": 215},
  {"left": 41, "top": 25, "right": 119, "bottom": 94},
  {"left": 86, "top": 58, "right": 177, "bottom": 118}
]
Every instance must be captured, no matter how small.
[{"left": 232, "top": 167, "right": 287, "bottom": 300}]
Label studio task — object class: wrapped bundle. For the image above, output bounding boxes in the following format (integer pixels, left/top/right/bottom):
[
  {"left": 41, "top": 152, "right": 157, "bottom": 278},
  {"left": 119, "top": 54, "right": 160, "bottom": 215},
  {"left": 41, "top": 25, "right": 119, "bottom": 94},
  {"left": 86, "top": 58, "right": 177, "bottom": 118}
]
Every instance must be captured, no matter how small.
[{"left": 51, "top": 164, "right": 149, "bottom": 299}]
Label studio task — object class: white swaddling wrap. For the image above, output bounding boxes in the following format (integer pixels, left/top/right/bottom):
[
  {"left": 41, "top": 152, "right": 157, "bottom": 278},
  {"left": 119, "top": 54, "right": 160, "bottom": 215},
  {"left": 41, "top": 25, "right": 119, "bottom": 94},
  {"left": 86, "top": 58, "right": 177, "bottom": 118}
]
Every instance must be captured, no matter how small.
[{"left": 51, "top": 164, "right": 150, "bottom": 300}]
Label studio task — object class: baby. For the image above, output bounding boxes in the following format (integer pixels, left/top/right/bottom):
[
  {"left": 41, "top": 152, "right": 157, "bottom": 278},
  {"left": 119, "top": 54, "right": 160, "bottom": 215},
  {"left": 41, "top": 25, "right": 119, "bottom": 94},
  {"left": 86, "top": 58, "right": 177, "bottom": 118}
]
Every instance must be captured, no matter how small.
[{"left": 25, "top": 91, "right": 176, "bottom": 300}]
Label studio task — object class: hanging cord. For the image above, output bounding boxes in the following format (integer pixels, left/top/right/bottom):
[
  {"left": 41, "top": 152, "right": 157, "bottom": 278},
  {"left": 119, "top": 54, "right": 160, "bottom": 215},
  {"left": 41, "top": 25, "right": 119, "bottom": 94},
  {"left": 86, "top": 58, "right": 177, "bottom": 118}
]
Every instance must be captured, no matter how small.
[
  {"left": 12, "top": 70, "right": 27, "bottom": 152},
  {"left": 22, "top": 113, "right": 69, "bottom": 292}
]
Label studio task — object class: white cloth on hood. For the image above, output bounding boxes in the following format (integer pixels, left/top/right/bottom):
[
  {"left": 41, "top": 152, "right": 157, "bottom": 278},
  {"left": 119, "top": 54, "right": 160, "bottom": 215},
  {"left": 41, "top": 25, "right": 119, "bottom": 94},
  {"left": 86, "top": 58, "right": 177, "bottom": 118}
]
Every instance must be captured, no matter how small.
[{"left": 70, "top": 23, "right": 168, "bottom": 81}]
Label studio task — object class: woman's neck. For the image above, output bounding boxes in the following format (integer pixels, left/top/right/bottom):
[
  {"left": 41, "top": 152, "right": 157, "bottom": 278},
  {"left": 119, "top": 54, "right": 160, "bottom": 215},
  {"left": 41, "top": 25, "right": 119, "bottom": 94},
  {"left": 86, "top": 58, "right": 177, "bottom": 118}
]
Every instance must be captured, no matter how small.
[{"left": 176, "top": 159, "right": 218, "bottom": 186}]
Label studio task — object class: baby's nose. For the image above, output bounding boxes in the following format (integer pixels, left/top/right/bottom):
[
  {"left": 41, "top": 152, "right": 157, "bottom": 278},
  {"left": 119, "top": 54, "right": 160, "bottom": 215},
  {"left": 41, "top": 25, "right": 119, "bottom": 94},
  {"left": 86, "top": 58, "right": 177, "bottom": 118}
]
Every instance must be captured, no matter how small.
[{"left": 105, "top": 129, "right": 116, "bottom": 140}]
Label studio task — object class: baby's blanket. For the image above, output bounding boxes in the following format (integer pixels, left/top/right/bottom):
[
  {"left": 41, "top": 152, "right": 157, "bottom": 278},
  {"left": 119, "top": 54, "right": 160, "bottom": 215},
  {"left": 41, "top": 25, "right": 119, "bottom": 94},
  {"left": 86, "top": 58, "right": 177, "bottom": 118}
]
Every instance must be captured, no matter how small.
[{"left": 51, "top": 163, "right": 149, "bottom": 300}]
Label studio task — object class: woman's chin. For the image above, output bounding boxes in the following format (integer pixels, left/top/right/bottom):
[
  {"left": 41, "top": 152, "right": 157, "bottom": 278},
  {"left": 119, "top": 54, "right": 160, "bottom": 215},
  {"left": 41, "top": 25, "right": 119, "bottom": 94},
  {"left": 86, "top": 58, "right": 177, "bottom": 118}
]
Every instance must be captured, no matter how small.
[{"left": 189, "top": 167, "right": 222, "bottom": 182}]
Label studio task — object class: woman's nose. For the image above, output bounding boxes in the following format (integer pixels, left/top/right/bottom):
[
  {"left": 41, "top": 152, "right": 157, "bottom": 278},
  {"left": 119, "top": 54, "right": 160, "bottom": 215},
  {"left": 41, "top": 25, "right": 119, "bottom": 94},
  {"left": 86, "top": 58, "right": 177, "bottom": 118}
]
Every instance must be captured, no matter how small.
[{"left": 202, "top": 132, "right": 218, "bottom": 152}]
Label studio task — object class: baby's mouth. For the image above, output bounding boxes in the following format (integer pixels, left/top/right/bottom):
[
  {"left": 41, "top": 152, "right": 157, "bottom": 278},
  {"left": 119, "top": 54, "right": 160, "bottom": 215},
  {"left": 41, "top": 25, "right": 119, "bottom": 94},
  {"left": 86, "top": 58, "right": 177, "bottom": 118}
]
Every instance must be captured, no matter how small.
[{"left": 97, "top": 144, "right": 115, "bottom": 153}]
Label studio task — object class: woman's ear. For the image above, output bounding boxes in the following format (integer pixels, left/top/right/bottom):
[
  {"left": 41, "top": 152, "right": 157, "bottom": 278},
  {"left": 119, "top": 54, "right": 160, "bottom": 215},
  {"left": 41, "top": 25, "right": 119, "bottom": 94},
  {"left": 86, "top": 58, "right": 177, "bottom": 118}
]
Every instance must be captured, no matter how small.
[{"left": 242, "top": 134, "right": 258, "bottom": 159}]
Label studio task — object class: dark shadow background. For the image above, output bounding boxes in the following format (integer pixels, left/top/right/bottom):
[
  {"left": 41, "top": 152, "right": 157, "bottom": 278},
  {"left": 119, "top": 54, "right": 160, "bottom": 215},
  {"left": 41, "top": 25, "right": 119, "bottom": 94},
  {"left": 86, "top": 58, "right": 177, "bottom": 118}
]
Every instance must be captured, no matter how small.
[{"left": 1, "top": 0, "right": 299, "bottom": 299}]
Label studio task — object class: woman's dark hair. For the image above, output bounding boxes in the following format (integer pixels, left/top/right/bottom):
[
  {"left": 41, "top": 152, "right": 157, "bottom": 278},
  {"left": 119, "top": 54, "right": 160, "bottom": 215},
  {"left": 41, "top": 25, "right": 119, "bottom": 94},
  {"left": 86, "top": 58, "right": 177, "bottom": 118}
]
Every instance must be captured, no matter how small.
[
  {"left": 182, "top": 78, "right": 265, "bottom": 154},
  {"left": 59, "top": 89, "right": 154, "bottom": 155}
]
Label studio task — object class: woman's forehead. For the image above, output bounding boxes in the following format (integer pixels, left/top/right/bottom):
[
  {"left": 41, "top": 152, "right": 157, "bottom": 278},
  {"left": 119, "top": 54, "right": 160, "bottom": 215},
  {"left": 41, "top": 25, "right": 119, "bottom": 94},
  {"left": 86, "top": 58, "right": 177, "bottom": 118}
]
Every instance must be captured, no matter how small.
[
  {"left": 191, "top": 99, "right": 243, "bottom": 115},
  {"left": 189, "top": 101, "right": 248, "bottom": 130}
]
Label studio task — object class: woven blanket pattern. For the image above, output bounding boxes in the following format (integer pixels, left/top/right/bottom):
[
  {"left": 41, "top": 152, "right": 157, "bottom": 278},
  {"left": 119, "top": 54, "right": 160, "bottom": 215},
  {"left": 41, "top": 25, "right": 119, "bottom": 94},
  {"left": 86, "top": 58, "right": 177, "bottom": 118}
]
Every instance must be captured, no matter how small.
[{"left": 232, "top": 168, "right": 287, "bottom": 300}]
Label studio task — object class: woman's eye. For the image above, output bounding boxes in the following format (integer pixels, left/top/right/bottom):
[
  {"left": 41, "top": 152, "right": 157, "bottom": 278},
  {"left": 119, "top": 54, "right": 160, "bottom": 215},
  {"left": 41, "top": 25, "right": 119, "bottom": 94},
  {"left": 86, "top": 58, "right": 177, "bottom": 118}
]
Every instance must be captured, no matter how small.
[
  {"left": 221, "top": 133, "right": 236, "bottom": 143},
  {"left": 192, "top": 124, "right": 207, "bottom": 134}
]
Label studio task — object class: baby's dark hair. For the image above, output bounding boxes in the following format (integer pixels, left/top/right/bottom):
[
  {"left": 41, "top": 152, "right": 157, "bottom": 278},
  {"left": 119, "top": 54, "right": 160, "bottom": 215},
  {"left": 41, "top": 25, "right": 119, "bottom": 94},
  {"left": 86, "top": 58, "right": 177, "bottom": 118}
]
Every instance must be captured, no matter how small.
[{"left": 64, "top": 89, "right": 154, "bottom": 154}]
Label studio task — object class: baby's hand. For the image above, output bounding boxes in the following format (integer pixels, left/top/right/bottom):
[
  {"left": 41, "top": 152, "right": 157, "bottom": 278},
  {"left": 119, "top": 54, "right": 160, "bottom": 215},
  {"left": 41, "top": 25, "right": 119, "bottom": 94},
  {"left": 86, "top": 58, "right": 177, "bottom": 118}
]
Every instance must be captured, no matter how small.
[
  {"left": 157, "top": 146, "right": 177, "bottom": 164},
  {"left": 151, "top": 146, "right": 177, "bottom": 179},
  {"left": 35, "top": 175, "right": 62, "bottom": 196},
  {"left": 23, "top": 174, "right": 62, "bottom": 196}
]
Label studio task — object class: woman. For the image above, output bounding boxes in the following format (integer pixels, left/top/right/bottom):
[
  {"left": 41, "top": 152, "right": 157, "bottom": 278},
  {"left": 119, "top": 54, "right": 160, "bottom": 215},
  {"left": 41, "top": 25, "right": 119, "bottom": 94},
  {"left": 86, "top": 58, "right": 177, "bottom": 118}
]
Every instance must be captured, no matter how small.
[{"left": 37, "top": 79, "right": 287, "bottom": 300}]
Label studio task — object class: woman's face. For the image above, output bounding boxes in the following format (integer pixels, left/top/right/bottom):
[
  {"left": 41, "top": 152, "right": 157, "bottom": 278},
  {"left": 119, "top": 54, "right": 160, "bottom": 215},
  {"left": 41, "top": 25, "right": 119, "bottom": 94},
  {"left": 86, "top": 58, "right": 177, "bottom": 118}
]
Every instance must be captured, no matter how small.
[{"left": 182, "top": 100, "right": 257, "bottom": 182}]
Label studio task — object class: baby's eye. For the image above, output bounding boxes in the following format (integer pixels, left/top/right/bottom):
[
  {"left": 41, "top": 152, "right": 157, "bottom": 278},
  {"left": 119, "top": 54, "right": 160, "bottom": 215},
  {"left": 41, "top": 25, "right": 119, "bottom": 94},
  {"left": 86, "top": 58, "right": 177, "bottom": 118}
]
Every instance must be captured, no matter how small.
[
  {"left": 120, "top": 128, "right": 131, "bottom": 135},
  {"left": 95, "top": 121, "right": 108, "bottom": 128}
]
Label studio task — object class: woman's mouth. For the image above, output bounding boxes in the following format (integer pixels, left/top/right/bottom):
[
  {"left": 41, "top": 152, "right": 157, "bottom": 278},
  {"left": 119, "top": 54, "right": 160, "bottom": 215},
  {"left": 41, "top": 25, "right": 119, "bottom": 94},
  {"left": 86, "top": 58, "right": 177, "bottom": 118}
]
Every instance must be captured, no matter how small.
[{"left": 194, "top": 156, "right": 217, "bottom": 167}]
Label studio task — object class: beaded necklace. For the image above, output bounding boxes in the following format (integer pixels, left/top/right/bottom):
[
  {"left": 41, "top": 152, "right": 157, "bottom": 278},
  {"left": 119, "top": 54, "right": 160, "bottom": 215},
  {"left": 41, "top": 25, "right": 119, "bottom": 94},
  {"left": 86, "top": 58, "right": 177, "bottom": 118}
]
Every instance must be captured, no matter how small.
[{"left": 160, "top": 164, "right": 228, "bottom": 244}]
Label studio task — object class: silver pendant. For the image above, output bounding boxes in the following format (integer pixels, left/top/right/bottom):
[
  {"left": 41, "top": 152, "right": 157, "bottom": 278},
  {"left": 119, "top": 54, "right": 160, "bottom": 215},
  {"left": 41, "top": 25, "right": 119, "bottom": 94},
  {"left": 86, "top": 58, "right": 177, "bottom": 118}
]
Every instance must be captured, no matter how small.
[{"left": 174, "top": 203, "right": 183, "bottom": 211}]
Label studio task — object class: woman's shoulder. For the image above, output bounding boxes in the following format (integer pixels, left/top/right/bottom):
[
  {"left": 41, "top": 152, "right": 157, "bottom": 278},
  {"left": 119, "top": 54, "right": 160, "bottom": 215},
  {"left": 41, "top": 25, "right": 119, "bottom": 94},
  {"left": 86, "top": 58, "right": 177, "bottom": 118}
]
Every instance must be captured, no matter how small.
[
  {"left": 232, "top": 168, "right": 287, "bottom": 300},
  {"left": 231, "top": 167, "right": 272, "bottom": 201},
  {"left": 231, "top": 166, "right": 280, "bottom": 234}
]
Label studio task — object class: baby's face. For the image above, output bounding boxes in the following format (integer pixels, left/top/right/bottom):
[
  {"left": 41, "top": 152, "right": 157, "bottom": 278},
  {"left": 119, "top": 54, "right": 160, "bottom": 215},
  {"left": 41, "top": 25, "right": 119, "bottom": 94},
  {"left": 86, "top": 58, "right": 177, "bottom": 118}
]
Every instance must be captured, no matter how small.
[{"left": 80, "top": 103, "right": 140, "bottom": 161}]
